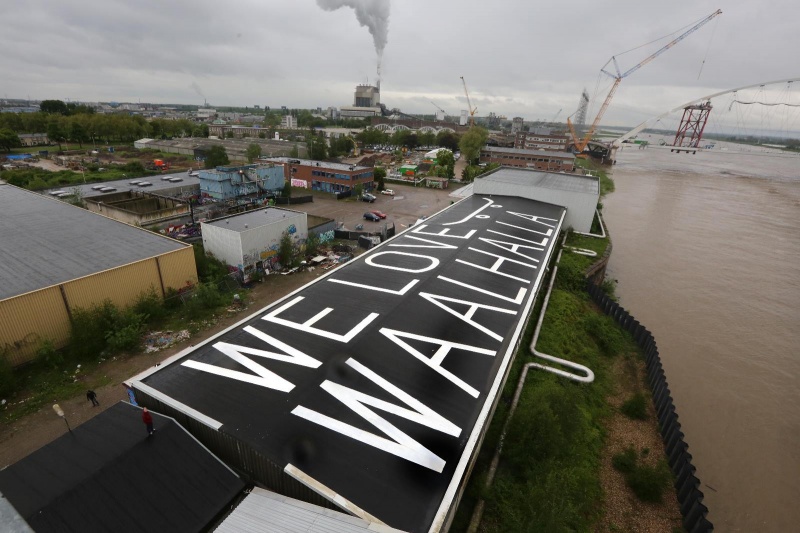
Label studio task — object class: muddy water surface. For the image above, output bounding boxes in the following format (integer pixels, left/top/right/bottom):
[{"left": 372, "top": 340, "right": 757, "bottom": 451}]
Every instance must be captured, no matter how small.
[{"left": 603, "top": 143, "right": 800, "bottom": 532}]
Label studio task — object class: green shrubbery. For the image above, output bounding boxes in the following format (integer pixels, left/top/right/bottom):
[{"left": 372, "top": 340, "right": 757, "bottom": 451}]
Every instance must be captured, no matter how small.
[
  {"left": 621, "top": 392, "right": 649, "bottom": 420},
  {"left": 612, "top": 446, "right": 672, "bottom": 502}
]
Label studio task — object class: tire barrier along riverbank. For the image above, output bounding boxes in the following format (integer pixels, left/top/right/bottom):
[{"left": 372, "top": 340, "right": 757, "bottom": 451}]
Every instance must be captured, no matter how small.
[{"left": 586, "top": 282, "right": 714, "bottom": 533}]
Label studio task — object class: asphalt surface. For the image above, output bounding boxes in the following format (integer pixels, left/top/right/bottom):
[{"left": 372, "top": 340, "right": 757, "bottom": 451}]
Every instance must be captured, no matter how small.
[{"left": 43, "top": 171, "right": 201, "bottom": 199}]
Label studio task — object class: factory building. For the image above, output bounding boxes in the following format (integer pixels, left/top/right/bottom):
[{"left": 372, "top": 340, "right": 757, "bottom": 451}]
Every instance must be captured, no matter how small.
[
  {"left": 201, "top": 207, "right": 307, "bottom": 280},
  {"left": 340, "top": 83, "right": 382, "bottom": 118},
  {"left": 479, "top": 145, "right": 576, "bottom": 172},
  {"left": 84, "top": 189, "right": 190, "bottom": 226},
  {"left": 0, "top": 182, "right": 198, "bottom": 366},
  {"left": 514, "top": 130, "right": 569, "bottom": 151},
  {"left": 472, "top": 167, "right": 599, "bottom": 233},
  {"left": 199, "top": 164, "right": 285, "bottom": 201},
  {"left": 511, "top": 117, "right": 525, "bottom": 133},
  {"left": 263, "top": 157, "right": 374, "bottom": 194}
]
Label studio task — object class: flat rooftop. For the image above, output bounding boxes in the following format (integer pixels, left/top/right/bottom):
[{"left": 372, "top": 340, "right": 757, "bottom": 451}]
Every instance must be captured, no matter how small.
[
  {"left": 480, "top": 167, "right": 599, "bottom": 195},
  {"left": 481, "top": 145, "right": 576, "bottom": 159},
  {"left": 0, "top": 184, "right": 188, "bottom": 300},
  {"left": 203, "top": 207, "right": 306, "bottom": 233},
  {"left": 0, "top": 402, "right": 244, "bottom": 533},
  {"left": 265, "top": 157, "right": 371, "bottom": 172},
  {"left": 129, "top": 194, "right": 566, "bottom": 533}
]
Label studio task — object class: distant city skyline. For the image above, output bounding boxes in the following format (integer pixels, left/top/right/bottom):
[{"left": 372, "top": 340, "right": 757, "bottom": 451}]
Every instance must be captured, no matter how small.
[{"left": 2, "top": 1, "right": 799, "bottom": 128}]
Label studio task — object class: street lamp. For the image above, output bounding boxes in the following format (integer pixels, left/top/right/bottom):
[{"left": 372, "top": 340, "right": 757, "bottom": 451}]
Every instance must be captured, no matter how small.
[{"left": 52, "top": 403, "right": 72, "bottom": 433}]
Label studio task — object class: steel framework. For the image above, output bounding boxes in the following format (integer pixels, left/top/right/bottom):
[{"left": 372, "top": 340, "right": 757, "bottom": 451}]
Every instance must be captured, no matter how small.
[{"left": 672, "top": 102, "right": 713, "bottom": 149}]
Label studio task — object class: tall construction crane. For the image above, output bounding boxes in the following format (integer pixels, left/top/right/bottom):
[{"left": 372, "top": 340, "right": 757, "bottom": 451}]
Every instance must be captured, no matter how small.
[
  {"left": 568, "top": 9, "right": 722, "bottom": 156},
  {"left": 551, "top": 108, "right": 563, "bottom": 123},
  {"left": 430, "top": 101, "right": 448, "bottom": 120},
  {"left": 460, "top": 76, "right": 478, "bottom": 127}
]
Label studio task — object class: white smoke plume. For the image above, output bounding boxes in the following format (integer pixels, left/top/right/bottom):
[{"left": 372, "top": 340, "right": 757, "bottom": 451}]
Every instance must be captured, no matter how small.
[{"left": 316, "top": 0, "right": 390, "bottom": 79}]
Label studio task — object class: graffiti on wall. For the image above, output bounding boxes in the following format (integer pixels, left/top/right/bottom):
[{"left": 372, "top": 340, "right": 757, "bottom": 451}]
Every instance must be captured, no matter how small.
[{"left": 318, "top": 230, "right": 335, "bottom": 243}]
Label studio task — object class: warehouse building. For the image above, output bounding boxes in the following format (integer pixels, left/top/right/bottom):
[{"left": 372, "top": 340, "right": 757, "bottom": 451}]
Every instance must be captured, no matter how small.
[
  {"left": 473, "top": 167, "right": 599, "bottom": 232},
  {"left": 0, "top": 182, "right": 198, "bottom": 366},
  {"left": 263, "top": 157, "right": 374, "bottom": 194},
  {"left": 201, "top": 207, "right": 307, "bottom": 281},
  {"left": 479, "top": 145, "right": 576, "bottom": 172},
  {"left": 84, "top": 189, "right": 191, "bottom": 226},
  {"left": 127, "top": 195, "right": 566, "bottom": 533},
  {"left": 199, "top": 164, "right": 285, "bottom": 201}
]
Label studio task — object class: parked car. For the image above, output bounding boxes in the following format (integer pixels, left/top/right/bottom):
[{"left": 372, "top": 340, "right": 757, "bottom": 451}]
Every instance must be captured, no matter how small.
[
  {"left": 168, "top": 177, "right": 184, "bottom": 182},
  {"left": 370, "top": 210, "right": 387, "bottom": 219},
  {"left": 129, "top": 180, "right": 142, "bottom": 185},
  {"left": 381, "top": 189, "right": 395, "bottom": 196},
  {"left": 50, "top": 190, "right": 67, "bottom": 196},
  {"left": 363, "top": 212, "right": 381, "bottom": 222},
  {"left": 137, "top": 181, "right": 152, "bottom": 187},
  {"left": 99, "top": 187, "right": 116, "bottom": 192},
  {"left": 91, "top": 185, "right": 105, "bottom": 190},
  {"left": 361, "top": 193, "right": 377, "bottom": 203}
]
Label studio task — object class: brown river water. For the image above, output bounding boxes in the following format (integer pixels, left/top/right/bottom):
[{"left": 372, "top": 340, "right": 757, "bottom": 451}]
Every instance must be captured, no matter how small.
[{"left": 603, "top": 140, "right": 800, "bottom": 532}]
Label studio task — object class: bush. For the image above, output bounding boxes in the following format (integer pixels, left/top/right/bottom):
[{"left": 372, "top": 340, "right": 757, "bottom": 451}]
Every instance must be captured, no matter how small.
[
  {"left": 184, "top": 282, "right": 227, "bottom": 319},
  {"left": 305, "top": 232, "right": 320, "bottom": 257},
  {"left": 583, "top": 313, "right": 627, "bottom": 357},
  {"left": 35, "top": 339, "right": 63, "bottom": 369},
  {"left": 612, "top": 446, "right": 638, "bottom": 474},
  {"left": 131, "top": 288, "right": 168, "bottom": 325},
  {"left": 105, "top": 311, "right": 146, "bottom": 352},
  {"left": 69, "top": 301, "right": 121, "bottom": 360},
  {"left": 628, "top": 461, "right": 671, "bottom": 502},
  {"left": 0, "top": 355, "right": 16, "bottom": 398},
  {"left": 193, "top": 244, "right": 230, "bottom": 282},
  {"left": 621, "top": 393, "right": 649, "bottom": 420}
]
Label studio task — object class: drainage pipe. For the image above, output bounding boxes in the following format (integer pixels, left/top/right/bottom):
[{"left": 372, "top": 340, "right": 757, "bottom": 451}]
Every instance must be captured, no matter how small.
[{"left": 574, "top": 209, "right": 606, "bottom": 239}]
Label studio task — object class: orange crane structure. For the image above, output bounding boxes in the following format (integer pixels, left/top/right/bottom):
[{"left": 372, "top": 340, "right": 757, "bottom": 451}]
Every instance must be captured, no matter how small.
[
  {"left": 460, "top": 76, "right": 478, "bottom": 127},
  {"left": 568, "top": 9, "right": 722, "bottom": 157}
]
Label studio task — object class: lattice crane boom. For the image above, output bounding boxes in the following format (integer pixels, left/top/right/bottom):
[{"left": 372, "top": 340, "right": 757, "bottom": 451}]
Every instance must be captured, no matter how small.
[
  {"left": 569, "top": 9, "right": 722, "bottom": 155},
  {"left": 460, "top": 76, "right": 477, "bottom": 126}
]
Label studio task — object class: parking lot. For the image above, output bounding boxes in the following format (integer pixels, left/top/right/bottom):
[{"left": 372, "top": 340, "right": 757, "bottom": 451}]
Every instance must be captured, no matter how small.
[{"left": 301, "top": 182, "right": 465, "bottom": 231}]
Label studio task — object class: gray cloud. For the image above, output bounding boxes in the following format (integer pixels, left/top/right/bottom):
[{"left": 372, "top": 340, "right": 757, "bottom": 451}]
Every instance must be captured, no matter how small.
[{"left": 1, "top": 0, "right": 798, "bottom": 127}]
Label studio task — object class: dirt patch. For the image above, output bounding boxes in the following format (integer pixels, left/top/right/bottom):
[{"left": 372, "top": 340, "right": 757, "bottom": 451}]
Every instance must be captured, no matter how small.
[
  {"left": 0, "top": 268, "right": 324, "bottom": 468},
  {"left": 596, "top": 353, "right": 683, "bottom": 532}
]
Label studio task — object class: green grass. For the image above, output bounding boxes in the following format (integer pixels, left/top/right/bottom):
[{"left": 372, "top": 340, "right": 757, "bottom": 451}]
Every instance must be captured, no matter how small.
[
  {"left": 566, "top": 232, "right": 609, "bottom": 256},
  {"left": 449, "top": 236, "right": 638, "bottom": 532}
]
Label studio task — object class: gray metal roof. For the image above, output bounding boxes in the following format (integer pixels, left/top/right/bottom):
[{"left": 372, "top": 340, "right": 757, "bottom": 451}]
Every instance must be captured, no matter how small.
[
  {"left": 480, "top": 145, "right": 575, "bottom": 159},
  {"left": 203, "top": 207, "right": 306, "bottom": 233},
  {"left": 215, "top": 488, "right": 405, "bottom": 533},
  {"left": 264, "top": 157, "right": 371, "bottom": 172},
  {"left": 480, "top": 167, "right": 599, "bottom": 194},
  {"left": 0, "top": 183, "right": 188, "bottom": 301}
]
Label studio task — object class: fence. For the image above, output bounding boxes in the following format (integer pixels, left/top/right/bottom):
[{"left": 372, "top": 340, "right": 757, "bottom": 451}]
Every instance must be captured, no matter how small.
[
  {"left": 274, "top": 195, "right": 313, "bottom": 205},
  {"left": 586, "top": 281, "right": 713, "bottom": 533}
]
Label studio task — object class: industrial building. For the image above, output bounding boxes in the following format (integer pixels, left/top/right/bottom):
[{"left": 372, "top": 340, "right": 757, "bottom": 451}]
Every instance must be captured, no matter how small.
[
  {"left": 340, "top": 83, "right": 382, "bottom": 118},
  {"left": 199, "top": 164, "right": 285, "bottom": 201},
  {"left": 511, "top": 117, "right": 524, "bottom": 133},
  {"left": 127, "top": 194, "right": 565, "bottom": 533},
  {"left": 201, "top": 207, "right": 308, "bottom": 280},
  {"left": 473, "top": 167, "right": 599, "bottom": 232},
  {"left": 263, "top": 157, "right": 374, "bottom": 194},
  {"left": 84, "top": 189, "right": 191, "bottom": 226},
  {"left": 135, "top": 137, "right": 306, "bottom": 162},
  {"left": 479, "top": 145, "right": 576, "bottom": 172},
  {"left": 514, "top": 130, "right": 569, "bottom": 151},
  {"left": 0, "top": 182, "right": 198, "bottom": 366}
]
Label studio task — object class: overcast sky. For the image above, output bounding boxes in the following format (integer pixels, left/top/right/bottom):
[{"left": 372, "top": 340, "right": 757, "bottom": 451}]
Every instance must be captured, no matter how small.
[{"left": 2, "top": 0, "right": 798, "bottom": 127}]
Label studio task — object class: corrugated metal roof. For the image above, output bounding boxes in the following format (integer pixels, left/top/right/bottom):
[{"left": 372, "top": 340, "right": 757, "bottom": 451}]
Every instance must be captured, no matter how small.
[
  {"left": 0, "top": 183, "right": 187, "bottom": 300},
  {"left": 216, "top": 488, "right": 406, "bottom": 533},
  {"left": 479, "top": 167, "right": 599, "bottom": 194}
]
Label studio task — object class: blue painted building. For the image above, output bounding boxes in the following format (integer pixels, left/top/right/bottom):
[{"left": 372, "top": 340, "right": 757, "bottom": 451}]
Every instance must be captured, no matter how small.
[{"left": 199, "top": 164, "right": 285, "bottom": 200}]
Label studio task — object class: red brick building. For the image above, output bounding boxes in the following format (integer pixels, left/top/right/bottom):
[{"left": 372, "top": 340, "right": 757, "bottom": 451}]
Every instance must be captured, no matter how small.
[
  {"left": 263, "top": 157, "right": 374, "bottom": 194},
  {"left": 479, "top": 146, "right": 576, "bottom": 172}
]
